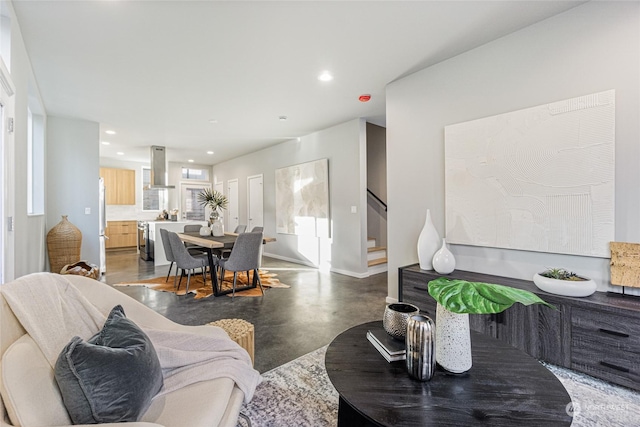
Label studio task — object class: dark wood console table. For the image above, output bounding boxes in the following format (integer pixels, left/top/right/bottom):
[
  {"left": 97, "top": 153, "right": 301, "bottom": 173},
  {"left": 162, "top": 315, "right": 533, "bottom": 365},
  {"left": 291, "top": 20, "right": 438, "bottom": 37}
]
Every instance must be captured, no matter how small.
[
  {"left": 325, "top": 321, "right": 572, "bottom": 426},
  {"left": 399, "top": 264, "right": 640, "bottom": 391}
]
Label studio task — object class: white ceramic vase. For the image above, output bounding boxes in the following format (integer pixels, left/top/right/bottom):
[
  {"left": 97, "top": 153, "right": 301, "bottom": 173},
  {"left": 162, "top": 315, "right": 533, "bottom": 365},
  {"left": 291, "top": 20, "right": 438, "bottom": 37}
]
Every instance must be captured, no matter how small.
[
  {"left": 199, "top": 226, "right": 211, "bottom": 236},
  {"left": 432, "top": 238, "right": 456, "bottom": 275},
  {"left": 435, "top": 303, "right": 472, "bottom": 374},
  {"left": 417, "top": 209, "right": 440, "bottom": 270},
  {"left": 210, "top": 219, "right": 224, "bottom": 237}
]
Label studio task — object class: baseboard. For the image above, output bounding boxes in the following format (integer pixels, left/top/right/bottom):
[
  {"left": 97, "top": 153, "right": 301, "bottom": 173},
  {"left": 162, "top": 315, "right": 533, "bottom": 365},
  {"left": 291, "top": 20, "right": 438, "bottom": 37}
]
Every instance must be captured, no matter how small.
[
  {"left": 262, "top": 252, "right": 318, "bottom": 269},
  {"left": 385, "top": 296, "right": 399, "bottom": 304},
  {"left": 367, "top": 264, "right": 388, "bottom": 276}
]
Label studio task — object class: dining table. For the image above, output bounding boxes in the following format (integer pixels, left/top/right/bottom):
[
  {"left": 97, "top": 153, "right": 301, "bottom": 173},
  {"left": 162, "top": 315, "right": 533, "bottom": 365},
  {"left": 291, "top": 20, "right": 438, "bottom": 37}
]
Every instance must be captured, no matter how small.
[{"left": 176, "top": 231, "right": 276, "bottom": 296}]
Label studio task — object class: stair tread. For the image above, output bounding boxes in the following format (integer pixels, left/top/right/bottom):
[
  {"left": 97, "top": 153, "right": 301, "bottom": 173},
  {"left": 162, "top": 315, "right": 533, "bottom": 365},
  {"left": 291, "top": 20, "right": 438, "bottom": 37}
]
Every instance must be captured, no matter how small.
[
  {"left": 368, "top": 257, "right": 387, "bottom": 267},
  {"left": 367, "top": 246, "right": 386, "bottom": 253}
]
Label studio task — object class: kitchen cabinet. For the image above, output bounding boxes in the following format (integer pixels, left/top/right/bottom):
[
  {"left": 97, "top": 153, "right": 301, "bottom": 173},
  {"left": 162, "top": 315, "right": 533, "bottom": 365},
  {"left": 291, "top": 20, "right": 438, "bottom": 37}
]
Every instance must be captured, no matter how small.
[
  {"left": 105, "top": 220, "right": 137, "bottom": 249},
  {"left": 100, "top": 167, "right": 135, "bottom": 205},
  {"left": 398, "top": 264, "right": 640, "bottom": 391}
]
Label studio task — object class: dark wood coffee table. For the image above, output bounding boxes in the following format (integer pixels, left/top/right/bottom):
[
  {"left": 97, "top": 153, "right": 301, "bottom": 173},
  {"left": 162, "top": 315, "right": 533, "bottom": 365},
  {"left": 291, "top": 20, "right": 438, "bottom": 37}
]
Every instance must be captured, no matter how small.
[{"left": 325, "top": 321, "right": 573, "bottom": 426}]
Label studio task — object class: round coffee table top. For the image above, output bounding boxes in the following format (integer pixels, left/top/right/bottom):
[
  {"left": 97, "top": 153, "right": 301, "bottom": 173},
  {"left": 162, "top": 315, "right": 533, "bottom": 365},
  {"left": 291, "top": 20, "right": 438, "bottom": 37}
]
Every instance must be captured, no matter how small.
[{"left": 325, "top": 321, "right": 573, "bottom": 427}]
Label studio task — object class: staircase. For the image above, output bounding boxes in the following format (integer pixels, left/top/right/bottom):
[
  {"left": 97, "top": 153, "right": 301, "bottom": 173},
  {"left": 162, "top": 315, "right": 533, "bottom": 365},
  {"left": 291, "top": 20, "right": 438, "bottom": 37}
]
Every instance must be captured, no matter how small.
[{"left": 367, "top": 237, "right": 388, "bottom": 275}]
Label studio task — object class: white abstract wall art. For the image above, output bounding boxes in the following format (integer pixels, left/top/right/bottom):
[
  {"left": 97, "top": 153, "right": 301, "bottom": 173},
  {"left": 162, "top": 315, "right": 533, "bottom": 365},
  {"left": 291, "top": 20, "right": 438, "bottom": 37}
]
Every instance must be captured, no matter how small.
[
  {"left": 444, "top": 90, "right": 615, "bottom": 258},
  {"left": 275, "top": 158, "right": 330, "bottom": 237}
]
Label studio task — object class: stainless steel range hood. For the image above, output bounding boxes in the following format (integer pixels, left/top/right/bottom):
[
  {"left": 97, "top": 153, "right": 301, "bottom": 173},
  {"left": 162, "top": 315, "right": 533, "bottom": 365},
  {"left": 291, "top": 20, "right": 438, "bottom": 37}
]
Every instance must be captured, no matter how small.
[{"left": 149, "top": 145, "right": 175, "bottom": 189}]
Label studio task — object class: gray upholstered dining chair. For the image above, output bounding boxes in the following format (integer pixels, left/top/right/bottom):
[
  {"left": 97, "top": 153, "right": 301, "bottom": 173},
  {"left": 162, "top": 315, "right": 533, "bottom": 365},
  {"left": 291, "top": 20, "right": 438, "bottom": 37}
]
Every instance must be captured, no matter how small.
[
  {"left": 166, "top": 231, "right": 212, "bottom": 294},
  {"left": 250, "top": 226, "right": 263, "bottom": 233},
  {"left": 159, "top": 228, "right": 175, "bottom": 283},
  {"left": 184, "top": 224, "right": 201, "bottom": 233},
  {"left": 214, "top": 224, "right": 248, "bottom": 258},
  {"left": 183, "top": 223, "right": 207, "bottom": 255},
  {"left": 217, "top": 231, "right": 265, "bottom": 299}
]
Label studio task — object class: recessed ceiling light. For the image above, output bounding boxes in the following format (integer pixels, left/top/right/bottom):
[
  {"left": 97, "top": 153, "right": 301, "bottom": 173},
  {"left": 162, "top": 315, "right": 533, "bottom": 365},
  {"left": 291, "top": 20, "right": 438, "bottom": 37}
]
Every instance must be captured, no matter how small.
[
  {"left": 105, "top": 130, "right": 116, "bottom": 135},
  {"left": 188, "top": 159, "right": 194, "bottom": 163},
  {"left": 297, "top": 137, "right": 301, "bottom": 142},
  {"left": 279, "top": 116, "right": 288, "bottom": 121},
  {"left": 208, "top": 119, "right": 218, "bottom": 124},
  {"left": 101, "top": 141, "right": 110, "bottom": 145},
  {"left": 207, "top": 151, "right": 214, "bottom": 155},
  {"left": 116, "top": 151, "right": 124, "bottom": 155},
  {"left": 318, "top": 71, "right": 333, "bottom": 82}
]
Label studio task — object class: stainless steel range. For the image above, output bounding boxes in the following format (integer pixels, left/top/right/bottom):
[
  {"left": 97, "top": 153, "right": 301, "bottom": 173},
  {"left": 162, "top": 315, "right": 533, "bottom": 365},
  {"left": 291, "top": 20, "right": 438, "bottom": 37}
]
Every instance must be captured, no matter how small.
[{"left": 137, "top": 221, "right": 153, "bottom": 261}]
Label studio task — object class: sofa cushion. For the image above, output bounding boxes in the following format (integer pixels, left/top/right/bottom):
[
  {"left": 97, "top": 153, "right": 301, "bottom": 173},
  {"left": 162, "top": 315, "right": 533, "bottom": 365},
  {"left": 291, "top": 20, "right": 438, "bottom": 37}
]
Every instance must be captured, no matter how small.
[
  {"left": 0, "top": 334, "right": 72, "bottom": 426},
  {"left": 54, "top": 305, "right": 163, "bottom": 424},
  {"left": 141, "top": 377, "right": 237, "bottom": 427}
]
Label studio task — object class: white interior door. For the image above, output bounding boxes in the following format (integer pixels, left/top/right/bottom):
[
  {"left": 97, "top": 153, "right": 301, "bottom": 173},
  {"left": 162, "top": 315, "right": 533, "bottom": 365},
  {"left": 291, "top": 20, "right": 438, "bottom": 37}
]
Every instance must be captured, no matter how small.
[
  {"left": 180, "top": 183, "right": 211, "bottom": 221},
  {"left": 247, "top": 174, "right": 263, "bottom": 232},
  {"left": 227, "top": 179, "right": 239, "bottom": 232}
]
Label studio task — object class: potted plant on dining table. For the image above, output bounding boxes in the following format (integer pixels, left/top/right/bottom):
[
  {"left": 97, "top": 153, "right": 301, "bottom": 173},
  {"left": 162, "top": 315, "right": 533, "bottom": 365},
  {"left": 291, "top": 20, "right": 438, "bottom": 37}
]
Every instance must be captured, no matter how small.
[{"left": 197, "top": 188, "right": 228, "bottom": 237}]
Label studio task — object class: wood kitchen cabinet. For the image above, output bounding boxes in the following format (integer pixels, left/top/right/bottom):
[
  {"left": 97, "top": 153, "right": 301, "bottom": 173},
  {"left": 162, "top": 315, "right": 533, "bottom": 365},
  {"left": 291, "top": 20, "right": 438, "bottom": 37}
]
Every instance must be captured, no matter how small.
[
  {"left": 399, "top": 264, "right": 640, "bottom": 391},
  {"left": 105, "top": 220, "right": 137, "bottom": 249},
  {"left": 100, "top": 167, "right": 135, "bottom": 205}
]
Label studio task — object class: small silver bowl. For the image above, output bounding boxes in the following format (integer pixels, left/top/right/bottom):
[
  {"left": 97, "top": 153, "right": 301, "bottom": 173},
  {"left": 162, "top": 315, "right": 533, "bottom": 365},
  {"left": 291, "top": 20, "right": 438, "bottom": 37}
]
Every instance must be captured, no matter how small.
[{"left": 383, "top": 303, "right": 420, "bottom": 340}]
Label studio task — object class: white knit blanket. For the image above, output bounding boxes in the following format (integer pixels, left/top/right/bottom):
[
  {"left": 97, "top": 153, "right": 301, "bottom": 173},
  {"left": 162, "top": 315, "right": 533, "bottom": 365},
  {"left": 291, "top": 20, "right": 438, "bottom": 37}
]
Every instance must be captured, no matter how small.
[{"left": 0, "top": 273, "right": 262, "bottom": 402}]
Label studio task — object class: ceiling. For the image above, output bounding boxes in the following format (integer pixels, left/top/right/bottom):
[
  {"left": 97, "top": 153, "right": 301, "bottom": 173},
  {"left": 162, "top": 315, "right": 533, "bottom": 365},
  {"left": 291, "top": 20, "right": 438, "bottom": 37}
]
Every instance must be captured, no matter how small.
[{"left": 11, "top": 0, "right": 583, "bottom": 165}]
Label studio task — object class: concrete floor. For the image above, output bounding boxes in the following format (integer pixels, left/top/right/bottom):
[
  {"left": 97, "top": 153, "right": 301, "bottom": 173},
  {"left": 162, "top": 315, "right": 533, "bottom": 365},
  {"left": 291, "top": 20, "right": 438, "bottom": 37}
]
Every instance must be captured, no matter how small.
[{"left": 104, "top": 249, "right": 389, "bottom": 373}]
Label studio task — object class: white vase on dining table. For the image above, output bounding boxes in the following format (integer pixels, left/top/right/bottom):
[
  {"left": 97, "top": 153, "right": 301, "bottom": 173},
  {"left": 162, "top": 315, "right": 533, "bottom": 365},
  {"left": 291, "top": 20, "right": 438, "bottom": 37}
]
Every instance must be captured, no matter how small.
[{"left": 211, "top": 219, "right": 224, "bottom": 237}]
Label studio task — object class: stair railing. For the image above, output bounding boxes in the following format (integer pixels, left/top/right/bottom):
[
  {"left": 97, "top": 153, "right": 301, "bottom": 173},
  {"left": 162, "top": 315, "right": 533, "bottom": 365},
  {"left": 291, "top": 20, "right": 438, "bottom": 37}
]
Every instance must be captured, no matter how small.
[{"left": 367, "top": 188, "right": 387, "bottom": 212}]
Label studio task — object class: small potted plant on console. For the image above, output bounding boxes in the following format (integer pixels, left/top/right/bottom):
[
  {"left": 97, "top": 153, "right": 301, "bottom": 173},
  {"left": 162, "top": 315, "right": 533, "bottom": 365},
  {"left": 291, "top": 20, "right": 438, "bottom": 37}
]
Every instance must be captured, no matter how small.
[{"left": 533, "top": 267, "right": 597, "bottom": 297}]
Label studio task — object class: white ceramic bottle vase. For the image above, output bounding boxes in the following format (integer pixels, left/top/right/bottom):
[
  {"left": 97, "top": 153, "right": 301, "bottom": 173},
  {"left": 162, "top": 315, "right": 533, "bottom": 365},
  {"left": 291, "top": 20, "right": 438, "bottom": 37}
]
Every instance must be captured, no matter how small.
[
  {"left": 435, "top": 303, "right": 472, "bottom": 373},
  {"left": 432, "top": 238, "right": 456, "bottom": 275},
  {"left": 417, "top": 209, "right": 440, "bottom": 270}
]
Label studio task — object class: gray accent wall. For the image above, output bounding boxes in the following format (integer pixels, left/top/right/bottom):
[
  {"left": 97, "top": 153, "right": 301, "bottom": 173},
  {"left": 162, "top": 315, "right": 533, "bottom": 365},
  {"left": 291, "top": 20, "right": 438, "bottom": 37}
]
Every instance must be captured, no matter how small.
[
  {"left": 213, "top": 118, "right": 369, "bottom": 277},
  {"left": 385, "top": 2, "right": 640, "bottom": 300},
  {"left": 46, "top": 116, "right": 100, "bottom": 270}
]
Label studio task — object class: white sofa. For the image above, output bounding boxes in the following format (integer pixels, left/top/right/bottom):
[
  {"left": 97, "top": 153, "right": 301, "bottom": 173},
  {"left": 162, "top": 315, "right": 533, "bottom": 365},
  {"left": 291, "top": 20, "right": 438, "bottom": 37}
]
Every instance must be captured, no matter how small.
[{"left": 0, "top": 274, "right": 246, "bottom": 427}]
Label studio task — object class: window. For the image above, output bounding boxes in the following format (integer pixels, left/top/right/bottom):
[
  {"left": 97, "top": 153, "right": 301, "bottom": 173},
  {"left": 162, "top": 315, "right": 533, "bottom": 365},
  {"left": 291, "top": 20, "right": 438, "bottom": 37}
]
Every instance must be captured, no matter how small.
[
  {"left": 27, "top": 100, "right": 44, "bottom": 215},
  {"left": 142, "top": 167, "right": 167, "bottom": 211},
  {"left": 181, "top": 167, "right": 209, "bottom": 181},
  {"left": 180, "top": 183, "right": 209, "bottom": 221}
]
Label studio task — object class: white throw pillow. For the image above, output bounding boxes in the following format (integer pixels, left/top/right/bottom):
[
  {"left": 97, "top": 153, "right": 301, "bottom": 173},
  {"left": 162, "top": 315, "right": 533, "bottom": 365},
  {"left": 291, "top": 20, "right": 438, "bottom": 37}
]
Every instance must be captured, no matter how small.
[{"left": 0, "top": 334, "right": 71, "bottom": 426}]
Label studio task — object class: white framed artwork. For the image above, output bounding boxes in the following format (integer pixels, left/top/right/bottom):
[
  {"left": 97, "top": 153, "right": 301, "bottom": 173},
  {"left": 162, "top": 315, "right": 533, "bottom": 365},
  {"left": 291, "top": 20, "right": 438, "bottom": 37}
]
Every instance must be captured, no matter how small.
[
  {"left": 275, "top": 158, "right": 330, "bottom": 237},
  {"left": 444, "top": 90, "right": 615, "bottom": 258}
]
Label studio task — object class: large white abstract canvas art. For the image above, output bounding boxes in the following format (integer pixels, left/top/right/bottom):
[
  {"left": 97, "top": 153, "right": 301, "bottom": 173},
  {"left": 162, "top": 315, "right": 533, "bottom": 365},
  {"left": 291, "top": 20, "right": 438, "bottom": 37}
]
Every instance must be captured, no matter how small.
[
  {"left": 444, "top": 90, "right": 615, "bottom": 258},
  {"left": 275, "top": 158, "right": 330, "bottom": 237}
]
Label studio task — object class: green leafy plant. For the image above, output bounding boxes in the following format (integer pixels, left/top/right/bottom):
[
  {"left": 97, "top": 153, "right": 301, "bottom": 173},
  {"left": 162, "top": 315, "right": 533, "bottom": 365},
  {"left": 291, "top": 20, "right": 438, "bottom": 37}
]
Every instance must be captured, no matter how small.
[
  {"left": 197, "top": 188, "right": 228, "bottom": 213},
  {"left": 539, "top": 268, "right": 586, "bottom": 281},
  {"left": 428, "top": 278, "right": 555, "bottom": 314}
]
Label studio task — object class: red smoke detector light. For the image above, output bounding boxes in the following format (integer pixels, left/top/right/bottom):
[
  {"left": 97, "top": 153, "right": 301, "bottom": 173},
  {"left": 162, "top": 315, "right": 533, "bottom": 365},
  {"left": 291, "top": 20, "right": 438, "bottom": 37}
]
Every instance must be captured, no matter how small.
[{"left": 359, "top": 94, "right": 371, "bottom": 102}]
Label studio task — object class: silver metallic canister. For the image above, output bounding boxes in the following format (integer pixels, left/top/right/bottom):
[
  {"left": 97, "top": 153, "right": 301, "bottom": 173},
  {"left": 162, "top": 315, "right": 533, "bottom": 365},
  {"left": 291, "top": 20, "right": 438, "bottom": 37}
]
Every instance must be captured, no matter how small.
[{"left": 405, "top": 314, "right": 436, "bottom": 381}]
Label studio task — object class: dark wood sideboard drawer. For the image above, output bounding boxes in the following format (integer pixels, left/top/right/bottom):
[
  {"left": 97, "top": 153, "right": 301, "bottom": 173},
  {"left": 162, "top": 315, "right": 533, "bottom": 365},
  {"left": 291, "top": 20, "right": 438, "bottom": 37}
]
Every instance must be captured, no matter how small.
[
  {"left": 571, "top": 307, "right": 640, "bottom": 389},
  {"left": 399, "top": 269, "right": 437, "bottom": 316}
]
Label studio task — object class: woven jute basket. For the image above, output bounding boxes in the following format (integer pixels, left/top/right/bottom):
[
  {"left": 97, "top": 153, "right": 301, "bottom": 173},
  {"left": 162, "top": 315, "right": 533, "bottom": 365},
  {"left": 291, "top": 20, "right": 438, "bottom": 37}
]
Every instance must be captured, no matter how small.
[{"left": 47, "top": 215, "right": 82, "bottom": 274}]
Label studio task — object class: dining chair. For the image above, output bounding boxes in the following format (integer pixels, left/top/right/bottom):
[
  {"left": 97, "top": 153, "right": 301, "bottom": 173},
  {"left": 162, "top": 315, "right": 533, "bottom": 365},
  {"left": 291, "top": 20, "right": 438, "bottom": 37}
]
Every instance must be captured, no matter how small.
[
  {"left": 166, "top": 231, "right": 212, "bottom": 294},
  {"left": 183, "top": 223, "right": 207, "bottom": 255},
  {"left": 250, "top": 226, "right": 263, "bottom": 233},
  {"left": 183, "top": 224, "right": 201, "bottom": 233},
  {"left": 214, "top": 224, "right": 248, "bottom": 258},
  {"left": 159, "top": 228, "right": 175, "bottom": 283},
  {"left": 217, "top": 231, "right": 265, "bottom": 299}
]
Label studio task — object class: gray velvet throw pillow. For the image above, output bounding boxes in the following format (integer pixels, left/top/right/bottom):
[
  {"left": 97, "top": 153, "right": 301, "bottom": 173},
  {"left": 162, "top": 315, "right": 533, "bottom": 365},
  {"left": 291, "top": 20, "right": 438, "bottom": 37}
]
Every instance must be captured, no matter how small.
[{"left": 54, "top": 305, "right": 163, "bottom": 424}]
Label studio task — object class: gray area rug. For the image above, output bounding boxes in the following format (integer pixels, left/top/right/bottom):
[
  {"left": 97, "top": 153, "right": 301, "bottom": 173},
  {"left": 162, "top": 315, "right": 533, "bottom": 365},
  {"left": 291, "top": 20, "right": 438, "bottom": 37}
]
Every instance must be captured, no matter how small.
[{"left": 241, "top": 346, "right": 640, "bottom": 427}]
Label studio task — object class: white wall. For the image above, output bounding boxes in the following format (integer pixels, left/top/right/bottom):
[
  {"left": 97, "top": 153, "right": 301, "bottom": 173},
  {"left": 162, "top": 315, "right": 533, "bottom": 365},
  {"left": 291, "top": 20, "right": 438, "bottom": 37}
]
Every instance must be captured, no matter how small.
[
  {"left": 212, "top": 118, "right": 369, "bottom": 277},
  {"left": 386, "top": 1, "right": 640, "bottom": 300},
  {"left": 4, "top": 0, "right": 47, "bottom": 278},
  {"left": 46, "top": 116, "right": 100, "bottom": 269}
]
